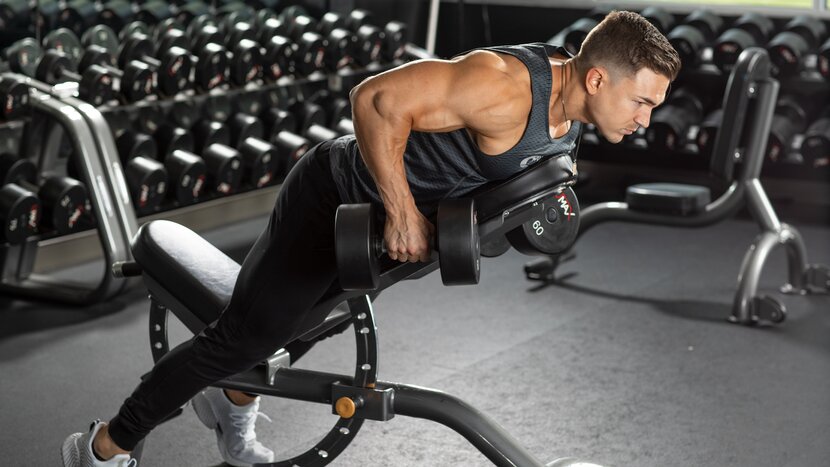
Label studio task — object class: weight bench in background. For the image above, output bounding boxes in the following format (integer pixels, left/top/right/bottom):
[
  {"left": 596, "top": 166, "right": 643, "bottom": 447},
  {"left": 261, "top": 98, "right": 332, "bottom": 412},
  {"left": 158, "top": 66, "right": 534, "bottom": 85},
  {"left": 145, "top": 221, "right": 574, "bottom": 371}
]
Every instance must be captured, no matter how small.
[
  {"left": 117, "top": 152, "right": 597, "bottom": 466},
  {"left": 524, "top": 48, "right": 829, "bottom": 325}
]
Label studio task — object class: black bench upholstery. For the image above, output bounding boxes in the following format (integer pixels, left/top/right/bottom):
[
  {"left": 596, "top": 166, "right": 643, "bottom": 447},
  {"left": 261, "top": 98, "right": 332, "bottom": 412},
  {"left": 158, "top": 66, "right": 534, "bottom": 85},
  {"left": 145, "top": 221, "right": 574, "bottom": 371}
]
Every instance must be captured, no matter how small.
[
  {"left": 625, "top": 183, "right": 711, "bottom": 216},
  {"left": 131, "top": 153, "right": 577, "bottom": 328}
]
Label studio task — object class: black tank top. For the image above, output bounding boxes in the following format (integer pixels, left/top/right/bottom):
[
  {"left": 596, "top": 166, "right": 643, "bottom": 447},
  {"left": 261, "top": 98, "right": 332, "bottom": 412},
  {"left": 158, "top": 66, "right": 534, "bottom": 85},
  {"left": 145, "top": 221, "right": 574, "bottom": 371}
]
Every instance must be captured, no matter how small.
[{"left": 329, "top": 43, "right": 582, "bottom": 216}]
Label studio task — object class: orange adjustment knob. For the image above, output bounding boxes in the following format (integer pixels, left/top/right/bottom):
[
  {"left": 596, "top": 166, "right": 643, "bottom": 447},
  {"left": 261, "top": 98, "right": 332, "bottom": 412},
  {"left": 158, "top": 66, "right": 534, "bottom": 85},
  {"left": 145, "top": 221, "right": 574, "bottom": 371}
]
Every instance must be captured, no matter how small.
[{"left": 335, "top": 396, "right": 363, "bottom": 418}]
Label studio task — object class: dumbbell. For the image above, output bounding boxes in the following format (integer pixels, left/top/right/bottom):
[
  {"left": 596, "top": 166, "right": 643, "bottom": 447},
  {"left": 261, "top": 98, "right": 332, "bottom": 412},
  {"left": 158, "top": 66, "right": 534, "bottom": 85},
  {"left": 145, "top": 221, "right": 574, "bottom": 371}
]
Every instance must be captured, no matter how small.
[
  {"left": 695, "top": 109, "right": 723, "bottom": 157},
  {"left": 563, "top": 18, "right": 598, "bottom": 55},
  {"left": 98, "top": 0, "right": 134, "bottom": 33},
  {"left": 227, "top": 113, "right": 281, "bottom": 188},
  {"left": 261, "top": 108, "right": 311, "bottom": 174},
  {"left": 289, "top": 101, "right": 345, "bottom": 146},
  {"left": 766, "top": 96, "right": 811, "bottom": 163},
  {"left": 153, "top": 27, "right": 228, "bottom": 92},
  {"left": 119, "top": 32, "right": 193, "bottom": 96},
  {"left": 127, "top": 128, "right": 207, "bottom": 205},
  {"left": 0, "top": 75, "right": 30, "bottom": 122},
  {"left": 667, "top": 9, "right": 724, "bottom": 66},
  {"left": 800, "top": 112, "right": 830, "bottom": 168},
  {"left": 56, "top": 0, "right": 99, "bottom": 37},
  {"left": 713, "top": 13, "right": 775, "bottom": 71},
  {"left": 0, "top": 0, "right": 29, "bottom": 30},
  {"left": 190, "top": 119, "right": 244, "bottom": 195},
  {"left": 42, "top": 27, "right": 154, "bottom": 103},
  {"left": 311, "top": 92, "right": 355, "bottom": 136},
  {"left": 646, "top": 89, "right": 706, "bottom": 151},
  {"left": 335, "top": 198, "right": 480, "bottom": 290},
  {"left": 4, "top": 37, "right": 114, "bottom": 106},
  {"left": 1, "top": 153, "right": 89, "bottom": 236},
  {"left": 640, "top": 7, "right": 675, "bottom": 35},
  {"left": 277, "top": 11, "right": 327, "bottom": 75},
  {"left": 114, "top": 130, "right": 169, "bottom": 212},
  {"left": 0, "top": 154, "right": 40, "bottom": 244},
  {"left": 34, "top": 49, "right": 115, "bottom": 106},
  {"left": 767, "top": 16, "right": 827, "bottom": 75},
  {"left": 343, "top": 9, "right": 386, "bottom": 67},
  {"left": 189, "top": 22, "right": 261, "bottom": 87},
  {"left": 35, "top": 0, "right": 62, "bottom": 32}
]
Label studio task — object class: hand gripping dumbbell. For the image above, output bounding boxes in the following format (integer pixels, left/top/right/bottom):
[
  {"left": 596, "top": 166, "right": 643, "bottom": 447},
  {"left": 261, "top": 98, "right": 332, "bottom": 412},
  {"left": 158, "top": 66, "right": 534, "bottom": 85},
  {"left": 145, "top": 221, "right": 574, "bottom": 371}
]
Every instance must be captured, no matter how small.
[
  {"left": 335, "top": 199, "right": 480, "bottom": 290},
  {"left": 42, "top": 27, "right": 154, "bottom": 103},
  {"left": 668, "top": 9, "right": 724, "bottom": 67},
  {"left": 767, "top": 15, "right": 827, "bottom": 75},
  {"left": 115, "top": 130, "right": 169, "bottom": 212},
  {"left": 713, "top": 13, "right": 775, "bottom": 71}
]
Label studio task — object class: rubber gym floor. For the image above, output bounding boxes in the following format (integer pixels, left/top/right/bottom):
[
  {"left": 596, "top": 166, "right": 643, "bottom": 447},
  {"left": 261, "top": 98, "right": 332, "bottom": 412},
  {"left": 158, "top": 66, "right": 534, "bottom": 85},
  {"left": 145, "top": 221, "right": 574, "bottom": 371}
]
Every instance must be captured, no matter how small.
[{"left": 1, "top": 214, "right": 828, "bottom": 466}]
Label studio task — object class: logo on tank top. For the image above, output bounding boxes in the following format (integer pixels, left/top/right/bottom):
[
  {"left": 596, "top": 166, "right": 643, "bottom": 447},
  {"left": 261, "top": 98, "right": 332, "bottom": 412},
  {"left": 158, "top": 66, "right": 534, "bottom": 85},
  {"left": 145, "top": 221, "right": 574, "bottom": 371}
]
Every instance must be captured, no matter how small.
[{"left": 519, "top": 155, "right": 542, "bottom": 169}]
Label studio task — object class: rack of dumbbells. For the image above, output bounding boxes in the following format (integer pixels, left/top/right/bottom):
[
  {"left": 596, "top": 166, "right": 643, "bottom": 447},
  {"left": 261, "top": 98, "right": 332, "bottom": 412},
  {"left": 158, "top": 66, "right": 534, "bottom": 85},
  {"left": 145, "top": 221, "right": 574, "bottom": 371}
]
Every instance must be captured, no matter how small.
[
  {"left": 550, "top": 7, "right": 830, "bottom": 180},
  {"left": 0, "top": 0, "right": 412, "bottom": 304}
]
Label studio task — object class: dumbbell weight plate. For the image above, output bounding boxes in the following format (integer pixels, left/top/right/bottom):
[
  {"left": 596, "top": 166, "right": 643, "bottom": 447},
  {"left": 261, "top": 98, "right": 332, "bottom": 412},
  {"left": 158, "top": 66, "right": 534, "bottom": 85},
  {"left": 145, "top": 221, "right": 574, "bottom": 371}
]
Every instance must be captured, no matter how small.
[
  {"left": 0, "top": 76, "right": 31, "bottom": 120},
  {"left": 238, "top": 137, "right": 277, "bottom": 187},
  {"left": 0, "top": 154, "right": 37, "bottom": 185},
  {"left": 166, "top": 149, "right": 207, "bottom": 204},
  {"left": 124, "top": 157, "right": 167, "bottom": 211},
  {"left": 202, "top": 143, "right": 242, "bottom": 195},
  {"left": 335, "top": 202, "right": 382, "bottom": 290},
  {"left": 437, "top": 198, "right": 480, "bottom": 286},
  {"left": 0, "top": 183, "right": 40, "bottom": 243},
  {"left": 505, "top": 186, "right": 580, "bottom": 256},
  {"left": 6, "top": 38, "right": 43, "bottom": 78},
  {"left": 44, "top": 28, "right": 84, "bottom": 64},
  {"left": 119, "top": 20, "right": 150, "bottom": 42},
  {"left": 38, "top": 176, "right": 88, "bottom": 235},
  {"left": 82, "top": 24, "right": 119, "bottom": 54}
]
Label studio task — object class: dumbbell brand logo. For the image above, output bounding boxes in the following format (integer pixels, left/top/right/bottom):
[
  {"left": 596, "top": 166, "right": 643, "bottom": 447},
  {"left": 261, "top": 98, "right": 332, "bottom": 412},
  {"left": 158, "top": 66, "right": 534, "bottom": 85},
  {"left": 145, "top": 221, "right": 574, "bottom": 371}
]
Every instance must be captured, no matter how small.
[
  {"left": 192, "top": 175, "right": 206, "bottom": 198},
  {"left": 371, "top": 41, "right": 382, "bottom": 61},
  {"left": 169, "top": 57, "right": 184, "bottom": 77},
  {"left": 293, "top": 146, "right": 308, "bottom": 161},
  {"left": 555, "top": 192, "right": 575, "bottom": 220},
  {"left": 67, "top": 205, "right": 83, "bottom": 229},
  {"left": 28, "top": 205, "right": 38, "bottom": 230},
  {"left": 270, "top": 63, "right": 283, "bottom": 79},
  {"left": 246, "top": 64, "right": 260, "bottom": 83},
  {"left": 315, "top": 49, "right": 325, "bottom": 68},
  {"left": 519, "top": 156, "right": 542, "bottom": 168},
  {"left": 820, "top": 56, "right": 829, "bottom": 76},
  {"left": 208, "top": 73, "right": 224, "bottom": 90},
  {"left": 777, "top": 46, "right": 796, "bottom": 64}
]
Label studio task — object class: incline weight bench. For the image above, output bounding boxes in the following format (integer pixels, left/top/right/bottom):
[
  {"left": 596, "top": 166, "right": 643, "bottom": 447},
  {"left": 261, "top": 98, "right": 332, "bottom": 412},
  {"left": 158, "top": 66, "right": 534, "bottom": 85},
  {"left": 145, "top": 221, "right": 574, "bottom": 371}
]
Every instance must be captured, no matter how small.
[
  {"left": 524, "top": 48, "right": 829, "bottom": 325},
  {"left": 116, "top": 151, "right": 600, "bottom": 466}
]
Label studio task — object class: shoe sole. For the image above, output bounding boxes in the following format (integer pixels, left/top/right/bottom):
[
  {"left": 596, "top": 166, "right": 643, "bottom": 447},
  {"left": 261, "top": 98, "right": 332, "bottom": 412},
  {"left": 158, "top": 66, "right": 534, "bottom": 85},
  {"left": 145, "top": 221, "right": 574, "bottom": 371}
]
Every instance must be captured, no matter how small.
[
  {"left": 61, "top": 433, "right": 81, "bottom": 467},
  {"left": 192, "top": 392, "right": 253, "bottom": 467}
]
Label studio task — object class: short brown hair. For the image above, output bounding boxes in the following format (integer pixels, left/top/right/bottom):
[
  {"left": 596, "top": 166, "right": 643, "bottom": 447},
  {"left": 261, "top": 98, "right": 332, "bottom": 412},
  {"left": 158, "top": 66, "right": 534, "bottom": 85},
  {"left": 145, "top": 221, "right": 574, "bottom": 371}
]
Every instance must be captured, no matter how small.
[{"left": 573, "top": 11, "right": 681, "bottom": 82}]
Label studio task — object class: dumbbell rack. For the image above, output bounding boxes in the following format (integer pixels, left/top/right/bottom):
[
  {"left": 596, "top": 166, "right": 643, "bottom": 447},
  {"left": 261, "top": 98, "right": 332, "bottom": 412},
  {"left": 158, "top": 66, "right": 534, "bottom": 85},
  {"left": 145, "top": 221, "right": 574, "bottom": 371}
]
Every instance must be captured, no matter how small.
[{"left": 0, "top": 72, "right": 136, "bottom": 304}]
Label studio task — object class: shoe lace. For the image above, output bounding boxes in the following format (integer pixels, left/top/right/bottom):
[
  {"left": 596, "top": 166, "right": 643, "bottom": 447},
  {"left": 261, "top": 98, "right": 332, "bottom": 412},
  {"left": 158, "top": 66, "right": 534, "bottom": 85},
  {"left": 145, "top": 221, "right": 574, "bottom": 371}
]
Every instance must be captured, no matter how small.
[{"left": 229, "top": 409, "right": 272, "bottom": 444}]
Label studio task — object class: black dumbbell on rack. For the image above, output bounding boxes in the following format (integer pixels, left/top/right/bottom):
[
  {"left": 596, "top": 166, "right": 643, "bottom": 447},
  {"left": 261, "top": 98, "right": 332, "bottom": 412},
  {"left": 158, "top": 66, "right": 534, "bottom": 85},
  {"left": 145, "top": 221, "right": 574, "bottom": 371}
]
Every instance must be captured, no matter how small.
[
  {"left": 640, "top": 7, "right": 675, "bottom": 35},
  {"left": 646, "top": 88, "right": 709, "bottom": 152},
  {"left": 800, "top": 110, "right": 830, "bottom": 169},
  {"left": 227, "top": 112, "right": 282, "bottom": 188},
  {"left": 667, "top": 9, "right": 724, "bottom": 67},
  {"left": 1, "top": 152, "right": 91, "bottom": 238},
  {"left": 767, "top": 15, "right": 827, "bottom": 76},
  {"left": 119, "top": 30, "right": 194, "bottom": 97},
  {"left": 335, "top": 198, "right": 480, "bottom": 290},
  {"left": 114, "top": 129, "right": 170, "bottom": 213},
  {"left": 713, "top": 13, "right": 776, "bottom": 71},
  {"left": 695, "top": 109, "right": 723, "bottom": 157},
  {"left": 0, "top": 153, "right": 40, "bottom": 245},
  {"left": 40, "top": 27, "right": 155, "bottom": 103},
  {"left": 766, "top": 96, "right": 814, "bottom": 164},
  {"left": 189, "top": 115, "right": 245, "bottom": 196},
  {"left": 56, "top": 0, "right": 99, "bottom": 37},
  {"left": 4, "top": 37, "right": 115, "bottom": 106},
  {"left": 260, "top": 107, "right": 312, "bottom": 175},
  {"left": 276, "top": 9, "right": 327, "bottom": 75}
]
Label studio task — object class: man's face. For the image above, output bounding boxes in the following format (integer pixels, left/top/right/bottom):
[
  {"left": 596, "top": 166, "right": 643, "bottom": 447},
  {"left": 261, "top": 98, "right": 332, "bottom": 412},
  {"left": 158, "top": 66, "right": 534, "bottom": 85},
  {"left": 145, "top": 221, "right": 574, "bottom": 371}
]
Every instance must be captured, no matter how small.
[{"left": 588, "top": 67, "right": 670, "bottom": 143}]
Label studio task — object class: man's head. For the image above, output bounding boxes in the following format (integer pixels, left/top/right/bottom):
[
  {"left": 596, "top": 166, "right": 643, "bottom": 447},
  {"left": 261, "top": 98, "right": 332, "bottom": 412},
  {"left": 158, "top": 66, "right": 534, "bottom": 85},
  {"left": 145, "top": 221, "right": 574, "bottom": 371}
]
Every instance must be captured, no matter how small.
[{"left": 572, "top": 11, "right": 681, "bottom": 143}]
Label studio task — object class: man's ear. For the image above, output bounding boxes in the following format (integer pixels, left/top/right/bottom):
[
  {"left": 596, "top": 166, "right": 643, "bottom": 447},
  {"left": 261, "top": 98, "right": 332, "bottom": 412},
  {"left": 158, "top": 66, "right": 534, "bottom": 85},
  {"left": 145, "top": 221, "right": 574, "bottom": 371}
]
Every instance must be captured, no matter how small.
[{"left": 585, "top": 67, "right": 606, "bottom": 96}]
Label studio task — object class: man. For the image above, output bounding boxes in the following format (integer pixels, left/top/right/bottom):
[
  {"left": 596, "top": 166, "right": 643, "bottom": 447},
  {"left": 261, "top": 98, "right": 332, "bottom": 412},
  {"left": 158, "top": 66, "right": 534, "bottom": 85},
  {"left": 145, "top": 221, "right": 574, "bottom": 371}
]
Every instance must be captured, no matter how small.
[{"left": 62, "top": 10, "right": 679, "bottom": 467}]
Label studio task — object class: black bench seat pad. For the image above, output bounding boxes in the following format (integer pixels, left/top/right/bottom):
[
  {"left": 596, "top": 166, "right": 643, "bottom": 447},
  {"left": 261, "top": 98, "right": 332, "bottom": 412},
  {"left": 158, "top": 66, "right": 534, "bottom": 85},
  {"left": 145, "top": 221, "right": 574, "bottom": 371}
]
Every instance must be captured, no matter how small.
[{"left": 132, "top": 220, "right": 239, "bottom": 325}]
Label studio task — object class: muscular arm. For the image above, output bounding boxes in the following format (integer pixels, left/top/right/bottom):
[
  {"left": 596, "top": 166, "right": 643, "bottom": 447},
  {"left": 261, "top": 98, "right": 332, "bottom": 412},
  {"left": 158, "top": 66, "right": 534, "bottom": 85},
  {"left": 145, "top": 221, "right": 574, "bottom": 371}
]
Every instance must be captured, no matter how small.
[{"left": 349, "top": 51, "right": 528, "bottom": 262}]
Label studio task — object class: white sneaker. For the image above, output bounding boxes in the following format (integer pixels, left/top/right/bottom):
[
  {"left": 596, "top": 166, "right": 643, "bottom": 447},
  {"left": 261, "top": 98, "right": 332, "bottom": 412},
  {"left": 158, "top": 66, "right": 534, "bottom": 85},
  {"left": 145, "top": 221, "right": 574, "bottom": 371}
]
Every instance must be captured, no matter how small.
[
  {"left": 192, "top": 387, "right": 275, "bottom": 467},
  {"left": 61, "top": 420, "right": 138, "bottom": 467}
]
